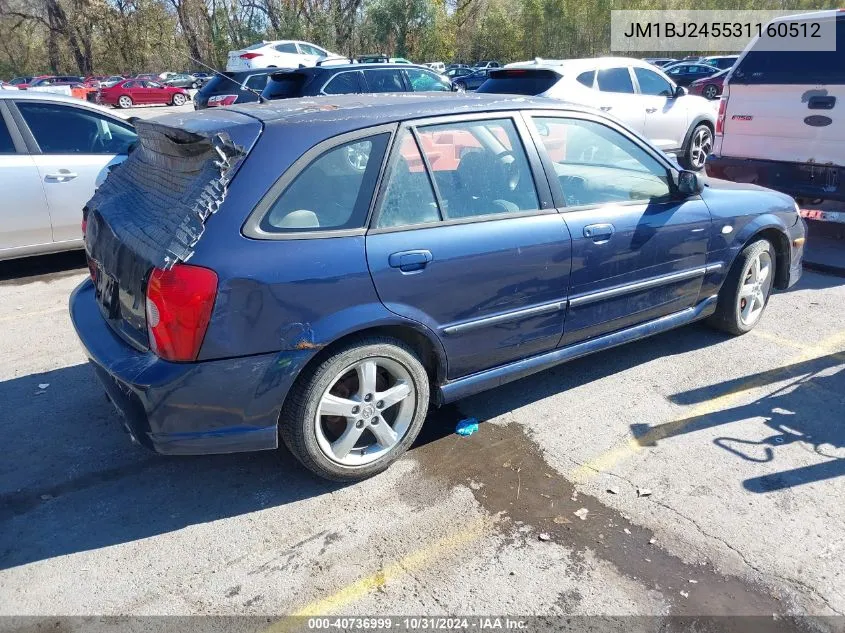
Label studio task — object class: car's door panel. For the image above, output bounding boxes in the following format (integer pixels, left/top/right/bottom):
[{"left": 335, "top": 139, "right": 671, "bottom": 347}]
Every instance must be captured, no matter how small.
[
  {"left": 595, "top": 66, "right": 647, "bottom": 136},
  {"left": 633, "top": 66, "right": 689, "bottom": 151},
  {"left": 526, "top": 112, "right": 712, "bottom": 346},
  {"left": 366, "top": 116, "right": 571, "bottom": 378}
]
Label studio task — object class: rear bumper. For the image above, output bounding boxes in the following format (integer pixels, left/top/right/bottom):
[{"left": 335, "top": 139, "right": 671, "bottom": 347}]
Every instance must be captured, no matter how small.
[
  {"left": 69, "top": 279, "right": 311, "bottom": 455},
  {"left": 706, "top": 155, "right": 844, "bottom": 203}
]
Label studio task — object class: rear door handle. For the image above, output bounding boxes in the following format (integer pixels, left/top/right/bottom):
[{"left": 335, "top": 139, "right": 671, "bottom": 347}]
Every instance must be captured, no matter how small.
[
  {"left": 388, "top": 249, "right": 433, "bottom": 272},
  {"left": 45, "top": 170, "right": 78, "bottom": 182},
  {"left": 600, "top": 106, "right": 613, "bottom": 111},
  {"left": 645, "top": 107, "right": 658, "bottom": 113},
  {"left": 583, "top": 223, "right": 615, "bottom": 242},
  {"left": 807, "top": 95, "right": 836, "bottom": 110}
]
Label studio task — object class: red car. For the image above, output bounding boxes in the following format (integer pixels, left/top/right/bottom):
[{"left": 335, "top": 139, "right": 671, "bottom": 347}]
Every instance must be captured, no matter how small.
[
  {"left": 98, "top": 78, "right": 190, "bottom": 108},
  {"left": 688, "top": 68, "right": 729, "bottom": 100}
]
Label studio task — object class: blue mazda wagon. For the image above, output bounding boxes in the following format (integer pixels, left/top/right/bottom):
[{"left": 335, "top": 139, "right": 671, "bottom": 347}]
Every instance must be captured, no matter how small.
[{"left": 71, "top": 94, "right": 805, "bottom": 480}]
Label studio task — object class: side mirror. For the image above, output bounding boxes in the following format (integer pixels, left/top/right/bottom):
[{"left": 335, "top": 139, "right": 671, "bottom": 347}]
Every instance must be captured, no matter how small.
[
  {"left": 674, "top": 85, "right": 688, "bottom": 98},
  {"left": 676, "top": 170, "right": 703, "bottom": 196}
]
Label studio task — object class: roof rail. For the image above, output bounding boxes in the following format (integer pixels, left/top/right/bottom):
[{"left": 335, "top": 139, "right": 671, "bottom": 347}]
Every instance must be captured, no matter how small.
[{"left": 316, "top": 56, "right": 353, "bottom": 67}]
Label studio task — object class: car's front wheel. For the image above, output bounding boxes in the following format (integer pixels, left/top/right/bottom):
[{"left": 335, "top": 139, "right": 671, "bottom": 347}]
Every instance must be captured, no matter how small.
[
  {"left": 454, "top": 81, "right": 466, "bottom": 93},
  {"left": 680, "top": 123, "right": 713, "bottom": 171},
  {"left": 280, "top": 337, "right": 430, "bottom": 481},
  {"left": 708, "top": 239, "right": 775, "bottom": 335},
  {"left": 172, "top": 93, "right": 186, "bottom": 106}
]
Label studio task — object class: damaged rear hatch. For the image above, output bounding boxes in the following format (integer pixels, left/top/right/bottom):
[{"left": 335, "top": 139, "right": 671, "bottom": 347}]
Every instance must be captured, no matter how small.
[{"left": 84, "top": 109, "right": 263, "bottom": 351}]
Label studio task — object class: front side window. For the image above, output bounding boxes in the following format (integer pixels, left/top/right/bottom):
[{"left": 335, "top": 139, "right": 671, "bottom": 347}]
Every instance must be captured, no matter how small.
[
  {"left": 323, "top": 72, "right": 361, "bottom": 95},
  {"left": 634, "top": 67, "right": 673, "bottom": 96},
  {"left": 597, "top": 67, "right": 634, "bottom": 93},
  {"left": 17, "top": 102, "right": 137, "bottom": 155},
  {"left": 531, "top": 116, "right": 671, "bottom": 207},
  {"left": 0, "top": 117, "right": 15, "bottom": 153},
  {"left": 365, "top": 69, "right": 405, "bottom": 93},
  {"left": 263, "top": 133, "right": 389, "bottom": 232},
  {"left": 404, "top": 68, "right": 448, "bottom": 92}
]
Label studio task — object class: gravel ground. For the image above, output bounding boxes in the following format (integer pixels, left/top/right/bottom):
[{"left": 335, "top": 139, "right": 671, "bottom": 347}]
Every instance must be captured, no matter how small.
[{"left": 0, "top": 252, "right": 843, "bottom": 630}]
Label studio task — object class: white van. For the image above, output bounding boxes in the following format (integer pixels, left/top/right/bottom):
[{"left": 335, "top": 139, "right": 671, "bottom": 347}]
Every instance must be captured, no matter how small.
[{"left": 707, "top": 11, "right": 844, "bottom": 206}]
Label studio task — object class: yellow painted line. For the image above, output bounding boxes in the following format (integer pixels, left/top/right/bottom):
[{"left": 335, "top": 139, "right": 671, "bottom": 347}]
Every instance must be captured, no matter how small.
[
  {"left": 570, "top": 329, "right": 845, "bottom": 483},
  {"left": 749, "top": 328, "right": 808, "bottom": 351},
  {"left": 0, "top": 306, "right": 67, "bottom": 323},
  {"left": 263, "top": 518, "right": 488, "bottom": 631}
]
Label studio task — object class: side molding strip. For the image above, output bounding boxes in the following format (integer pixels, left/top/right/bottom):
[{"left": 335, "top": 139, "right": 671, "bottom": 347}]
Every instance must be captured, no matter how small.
[
  {"left": 438, "top": 295, "right": 719, "bottom": 404},
  {"left": 568, "top": 266, "right": 708, "bottom": 308},
  {"left": 442, "top": 300, "right": 566, "bottom": 336}
]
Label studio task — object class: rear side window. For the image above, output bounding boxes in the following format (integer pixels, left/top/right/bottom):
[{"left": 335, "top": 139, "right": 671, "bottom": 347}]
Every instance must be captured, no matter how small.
[
  {"left": 275, "top": 43, "right": 297, "bottom": 54},
  {"left": 634, "top": 67, "right": 673, "bottom": 96},
  {"left": 323, "top": 72, "right": 361, "bottom": 95},
  {"left": 263, "top": 133, "right": 390, "bottom": 232},
  {"left": 17, "top": 102, "right": 137, "bottom": 155},
  {"left": 476, "top": 69, "right": 559, "bottom": 95},
  {"left": 733, "top": 18, "right": 845, "bottom": 84},
  {"left": 576, "top": 71, "right": 595, "bottom": 87},
  {"left": 365, "top": 69, "right": 405, "bottom": 92},
  {"left": 0, "top": 117, "right": 15, "bottom": 153},
  {"left": 244, "top": 73, "right": 269, "bottom": 90},
  {"left": 263, "top": 72, "right": 308, "bottom": 99},
  {"left": 597, "top": 67, "right": 634, "bottom": 93}
]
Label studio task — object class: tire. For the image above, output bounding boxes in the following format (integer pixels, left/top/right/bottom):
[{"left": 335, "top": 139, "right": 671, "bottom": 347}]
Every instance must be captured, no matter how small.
[
  {"left": 680, "top": 123, "right": 713, "bottom": 171},
  {"left": 702, "top": 84, "right": 719, "bottom": 100},
  {"left": 117, "top": 95, "right": 133, "bottom": 109},
  {"left": 279, "top": 337, "right": 430, "bottom": 481},
  {"left": 454, "top": 82, "right": 466, "bottom": 93},
  {"left": 708, "top": 239, "right": 776, "bottom": 335},
  {"left": 191, "top": 82, "right": 198, "bottom": 89},
  {"left": 172, "top": 93, "right": 186, "bottom": 106}
]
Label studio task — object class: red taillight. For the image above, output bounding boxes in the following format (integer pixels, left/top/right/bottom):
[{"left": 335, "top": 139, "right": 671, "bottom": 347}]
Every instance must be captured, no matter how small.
[
  {"left": 81, "top": 217, "right": 87, "bottom": 236},
  {"left": 239, "top": 52, "right": 263, "bottom": 60},
  {"left": 208, "top": 94, "right": 238, "bottom": 107},
  {"left": 715, "top": 96, "right": 727, "bottom": 135},
  {"left": 145, "top": 265, "right": 218, "bottom": 362}
]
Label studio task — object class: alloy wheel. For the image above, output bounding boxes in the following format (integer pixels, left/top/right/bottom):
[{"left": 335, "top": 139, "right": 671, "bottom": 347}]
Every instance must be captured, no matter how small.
[
  {"left": 314, "top": 357, "right": 416, "bottom": 466},
  {"left": 173, "top": 94, "right": 186, "bottom": 106},
  {"left": 689, "top": 126, "right": 713, "bottom": 170},
  {"left": 703, "top": 84, "right": 718, "bottom": 99},
  {"left": 737, "top": 250, "right": 773, "bottom": 327},
  {"left": 118, "top": 96, "right": 132, "bottom": 108}
]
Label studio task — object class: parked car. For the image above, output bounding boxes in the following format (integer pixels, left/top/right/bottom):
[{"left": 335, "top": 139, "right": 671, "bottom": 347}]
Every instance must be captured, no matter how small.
[
  {"left": 357, "top": 55, "right": 412, "bottom": 64},
  {"left": 473, "top": 60, "right": 502, "bottom": 70},
  {"left": 444, "top": 67, "right": 473, "bottom": 80},
  {"left": 424, "top": 62, "right": 446, "bottom": 73},
  {"left": 451, "top": 68, "right": 492, "bottom": 92},
  {"left": 191, "top": 72, "right": 213, "bottom": 82},
  {"left": 72, "top": 93, "right": 804, "bottom": 481},
  {"left": 27, "top": 75, "right": 85, "bottom": 89},
  {"left": 701, "top": 55, "right": 738, "bottom": 70},
  {"left": 0, "top": 91, "right": 136, "bottom": 261},
  {"left": 162, "top": 73, "right": 202, "bottom": 89},
  {"left": 262, "top": 64, "right": 450, "bottom": 100},
  {"left": 707, "top": 10, "right": 844, "bottom": 206},
  {"left": 688, "top": 68, "right": 728, "bottom": 100},
  {"left": 194, "top": 69, "right": 276, "bottom": 109},
  {"left": 98, "top": 79, "right": 190, "bottom": 108},
  {"left": 226, "top": 40, "right": 337, "bottom": 71},
  {"left": 644, "top": 58, "right": 677, "bottom": 67},
  {"left": 99, "top": 75, "right": 126, "bottom": 88},
  {"left": 479, "top": 57, "right": 716, "bottom": 170},
  {"left": 662, "top": 63, "right": 721, "bottom": 87},
  {"left": 8, "top": 76, "right": 34, "bottom": 87}
]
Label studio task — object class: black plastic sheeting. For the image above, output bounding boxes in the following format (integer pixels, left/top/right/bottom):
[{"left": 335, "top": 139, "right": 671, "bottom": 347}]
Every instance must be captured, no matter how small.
[{"left": 85, "top": 119, "right": 246, "bottom": 277}]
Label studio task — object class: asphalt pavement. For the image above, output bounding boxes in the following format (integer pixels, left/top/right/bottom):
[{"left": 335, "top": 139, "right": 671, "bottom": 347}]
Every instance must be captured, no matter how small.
[{"left": 0, "top": 252, "right": 843, "bottom": 628}]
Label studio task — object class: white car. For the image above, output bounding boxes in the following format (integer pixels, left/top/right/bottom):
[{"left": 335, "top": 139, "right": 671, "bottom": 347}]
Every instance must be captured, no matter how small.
[
  {"left": 708, "top": 10, "right": 844, "bottom": 208},
  {"left": 479, "top": 57, "right": 716, "bottom": 170},
  {"left": 226, "top": 40, "right": 337, "bottom": 71},
  {"left": 0, "top": 91, "right": 136, "bottom": 261},
  {"left": 424, "top": 62, "right": 446, "bottom": 73}
]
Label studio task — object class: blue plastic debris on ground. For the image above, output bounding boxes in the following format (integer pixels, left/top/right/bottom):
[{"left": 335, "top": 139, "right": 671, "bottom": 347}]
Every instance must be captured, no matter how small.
[{"left": 456, "top": 418, "right": 479, "bottom": 437}]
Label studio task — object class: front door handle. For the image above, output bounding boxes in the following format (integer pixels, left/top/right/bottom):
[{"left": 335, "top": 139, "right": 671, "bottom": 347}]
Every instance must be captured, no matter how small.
[
  {"left": 645, "top": 107, "right": 658, "bottom": 113},
  {"left": 45, "top": 170, "right": 78, "bottom": 182},
  {"left": 600, "top": 106, "right": 613, "bottom": 111},
  {"left": 583, "top": 223, "right": 615, "bottom": 242},
  {"left": 388, "top": 249, "right": 433, "bottom": 272}
]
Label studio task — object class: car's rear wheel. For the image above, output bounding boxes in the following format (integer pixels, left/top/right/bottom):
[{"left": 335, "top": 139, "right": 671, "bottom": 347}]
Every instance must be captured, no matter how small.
[
  {"left": 118, "top": 95, "right": 133, "bottom": 109},
  {"left": 702, "top": 84, "right": 719, "bottom": 100},
  {"left": 680, "top": 123, "right": 713, "bottom": 171},
  {"left": 191, "top": 81, "right": 198, "bottom": 89},
  {"left": 708, "top": 239, "right": 775, "bottom": 335},
  {"left": 280, "top": 337, "right": 430, "bottom": 481},
  {"left": 172, "top": 93, "right": 186, "bottom": 106}
]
